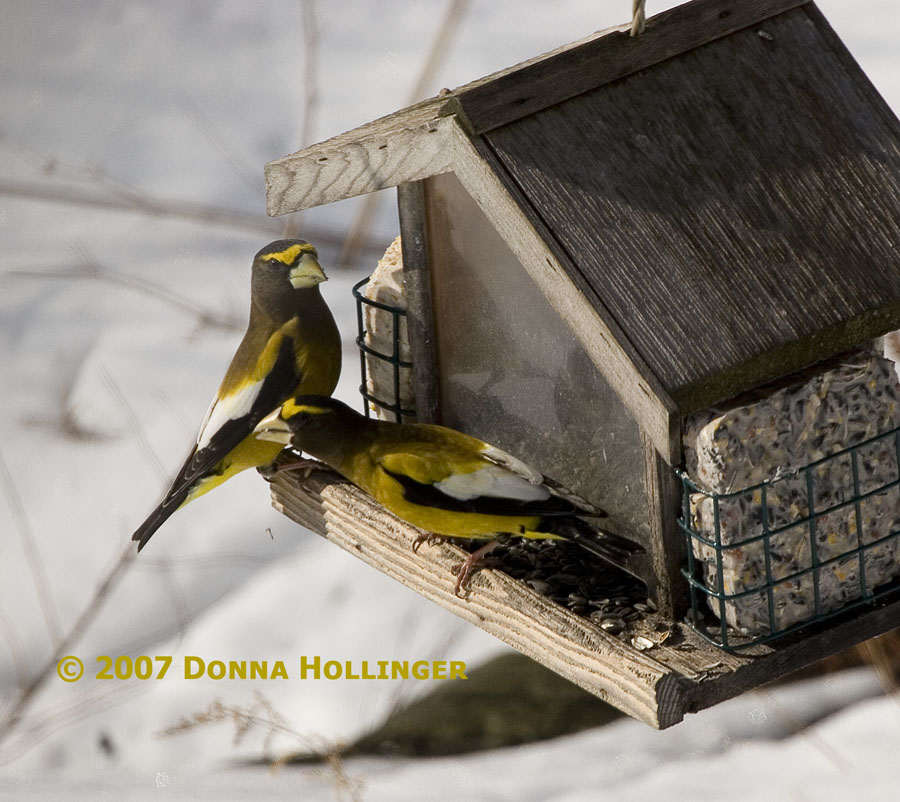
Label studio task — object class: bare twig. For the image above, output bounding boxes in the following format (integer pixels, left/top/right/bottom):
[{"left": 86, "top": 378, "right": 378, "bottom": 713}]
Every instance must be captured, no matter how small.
[
  {"left": 0, "top": 177, "right": 279, "bottom": 237},
  {"left": 298, "top": 0, "right": 321, "bottom": 159},
  {"left": 154, "top": 557, "right": 191, "bottom": 642},
  {"left": 6, "top": 245, "right": 243, "bottom": 333},
  {"left": 0, "top": 544, "right": 134, "bottom": 746},
  {"left": 0, "top": 612, "right": 29, "bottom": 697},
  {"left": 0, "top": 176, "right": 386, "bottom": 257},
  {"left": 0, "top": 357, "right": 183, "bottom": 753},
  {"left": 281, "top": 0, "right": 321, "bottom": 240},
  {"left": 96, "top": 364, "right": 170, "bottom": 483},
  {"left": 179, "top": 96, "right": 259, "bottom": 193},
  {"left": 752, "top": 688, "right": 854, "bottom": 771},
  {"left": 159, "top": 693, "right": 363, "bottom": 801},
  {"left": 338, "top": 0, "right": 469, "bottom": 266},
  {"left": 0, "top": 448, "right": 62, "bottom": 647},
  {"left": 0, "top": 647, "right": 152, "bottom": 764},
  {"left": 860, "top": 630, "right": 900, "bottom": 695}
]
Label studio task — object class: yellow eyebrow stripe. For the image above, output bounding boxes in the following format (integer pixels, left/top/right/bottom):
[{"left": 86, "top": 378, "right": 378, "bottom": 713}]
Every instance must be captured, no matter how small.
[
  {"left": 259, "top": 243, "right": 315, "bottom": 265},
  {"left": 281, "top": 398, "right": 330, "bottom": 417}
]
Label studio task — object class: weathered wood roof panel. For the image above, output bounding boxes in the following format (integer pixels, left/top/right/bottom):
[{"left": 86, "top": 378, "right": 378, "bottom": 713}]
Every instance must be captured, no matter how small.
[
  {"left": 265, "top": 97, "right": 456, "bottom": 216},
  {"left": 484, "top": 5, "right": 900, "bottom": 410},
  {"left": 449, "top": 0, "right": 809, "bottom": 134}
]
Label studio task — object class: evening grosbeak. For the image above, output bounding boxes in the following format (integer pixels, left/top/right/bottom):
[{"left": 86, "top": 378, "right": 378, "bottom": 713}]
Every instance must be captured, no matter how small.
[
  {"left": 254, "top": 395, "right": 643, "bottom": 591},
  {"left": 132, "top": 240, "right": 341, "bottom": 551}
]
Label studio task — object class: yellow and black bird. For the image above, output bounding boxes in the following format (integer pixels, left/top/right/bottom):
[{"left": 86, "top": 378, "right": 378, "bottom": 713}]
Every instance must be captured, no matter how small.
[
  {"left": 132, "top": 240, "right": 342, "bottom": 551},
  {"left": 254, "top": 395, "right": 642, "bottom": 591}
]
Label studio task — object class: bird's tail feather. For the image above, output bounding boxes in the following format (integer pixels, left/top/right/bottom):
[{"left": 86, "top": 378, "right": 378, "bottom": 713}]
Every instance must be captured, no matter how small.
[
  {"left": 547, "top": 516, "right": 644, "bottom": 569},
  {"left": 131, "top": 490, "right": 189, "bottom": 552}
]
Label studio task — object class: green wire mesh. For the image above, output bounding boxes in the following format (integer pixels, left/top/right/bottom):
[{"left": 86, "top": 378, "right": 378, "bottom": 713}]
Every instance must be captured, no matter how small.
[
  {"left": 679, "top": 425, "right": 900, "bottom": 650},
  {"left": 352, "top": 276, "right": 415, "bottom": 422}
]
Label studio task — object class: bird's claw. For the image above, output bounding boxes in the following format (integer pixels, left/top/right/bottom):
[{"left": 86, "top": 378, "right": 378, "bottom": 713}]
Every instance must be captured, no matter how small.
[
  {"left": 451, "top": 540, "right": 501, "bottom": 597},
  {"left": 259, "top": 456, "right": 323, "bottom": 482},
  {"left": 257, "top": 462, "right": 281, "bottom": 481},
  {"left": 411, "top": 532, "right": 445, "bottom": 554}
]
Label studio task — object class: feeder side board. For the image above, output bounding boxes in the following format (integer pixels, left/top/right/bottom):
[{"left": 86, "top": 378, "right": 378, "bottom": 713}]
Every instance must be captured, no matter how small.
[
  {"left": 642, "top": 435, "right": 688, "bottom": 618},
  {"left": 445, "top": 125, "right": 681, "bottom": 464},
  {"left": 269, "top": 468, "right": 900, "bottom": 728},
  {"left": 681, "top": 590, "right": 900, "bottom": 712},
  {"left": 422, "top": 168, "right": 656, "bottom": 549},
  {"left": 397, "top": 180, "right": 440, "bottom": 423},
  {"left": 265, "top": 97, "right": 456, "bottom": 216},
  {"left": 447, "top": 0, "right": 810, "bottom": 134}
]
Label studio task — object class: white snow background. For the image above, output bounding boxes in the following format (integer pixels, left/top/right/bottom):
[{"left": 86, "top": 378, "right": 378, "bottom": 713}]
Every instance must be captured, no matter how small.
[{"left": 1, "top": 1, "right": 900, "bottom": 799}]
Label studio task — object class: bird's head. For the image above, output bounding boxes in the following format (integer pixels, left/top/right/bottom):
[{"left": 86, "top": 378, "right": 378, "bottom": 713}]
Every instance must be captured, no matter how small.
[
  {"left": 254, "top": 395, "right": 359, "bottom": 447},
  {"left": 253, "top": 239, "right": 327, "bottom": 291}
]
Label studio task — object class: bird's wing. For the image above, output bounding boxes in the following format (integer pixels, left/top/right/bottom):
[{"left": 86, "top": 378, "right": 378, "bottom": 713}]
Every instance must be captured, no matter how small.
[
  {"left": 479, "top": 443, "right": 545, "bottom": 485},
  {"left": 482, "top": 442, "right": 606, "bottom": 517},
  {"left": 170, "top": 325, "right": 302, "bottom": 496},
  {"left": 377, "top": 447, "right": 578, "bottom": 517},
  {"left": 464, "top": 443, "right": 607, "bottom": 518}
]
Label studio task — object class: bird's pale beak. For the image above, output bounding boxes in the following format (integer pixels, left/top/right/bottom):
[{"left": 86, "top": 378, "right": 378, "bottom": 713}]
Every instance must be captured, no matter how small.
[
  {"left": 289, "top": 252, "right": 327, "bottom": 289},
  {"left": 254, "top": 409, "right": 293, "bottom": 444}
]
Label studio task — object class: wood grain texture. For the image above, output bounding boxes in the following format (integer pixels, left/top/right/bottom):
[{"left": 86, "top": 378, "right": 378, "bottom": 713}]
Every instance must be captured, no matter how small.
[
  {"left": 452, "top": 0, "right": 810, "bottom": 134},
  {"left": 485, "top": 5, "right": 900, "bottom": 411},
  {"left": 269, "top": 467, "right": 900, "bottom": 727},
  {"left": 265, "top": 98, "right": 454, "bottom": 216},
  {"left": 397, "top": 182, "right": 440, "bottom": 423},
  {"left": 445, "top": 123, "right": 681, "bottom": 463},
  {"left": 641, "top": 433, "right": 688, "bottom": 618}
]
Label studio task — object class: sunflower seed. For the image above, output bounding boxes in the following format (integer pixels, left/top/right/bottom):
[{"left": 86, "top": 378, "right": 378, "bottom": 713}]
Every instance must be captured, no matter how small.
[{"left": 525, "top": 579, "right": 552, "bottom": 595}]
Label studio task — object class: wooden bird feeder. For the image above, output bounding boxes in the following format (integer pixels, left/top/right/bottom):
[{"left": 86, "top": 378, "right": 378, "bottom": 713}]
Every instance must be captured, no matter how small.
[{"left": 264, "top": 0, "right": 900, "bottom": 728}]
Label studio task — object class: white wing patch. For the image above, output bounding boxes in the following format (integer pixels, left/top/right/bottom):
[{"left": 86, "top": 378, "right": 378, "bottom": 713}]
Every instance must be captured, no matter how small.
[
  {"left": 480, "top": 443, "right": 545, "bottom": 485},
  {"left": 196, "top": 379, "right": 265, "bottom": 449},
  {"left": 435, "top": 465, "right": 551, "bottom": 503}
]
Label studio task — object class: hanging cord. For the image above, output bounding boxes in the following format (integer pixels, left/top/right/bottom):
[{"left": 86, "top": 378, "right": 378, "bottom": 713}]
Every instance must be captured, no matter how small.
[{"left": 631, "top": 0, "right": 646, "bottom": 36}]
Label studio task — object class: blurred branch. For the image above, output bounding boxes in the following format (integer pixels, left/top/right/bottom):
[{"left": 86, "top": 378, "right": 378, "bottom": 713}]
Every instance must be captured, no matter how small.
[
  {"left": 5, "top": 244, "right": 243, "bottom": 333},
  {"left": 859, "top": 630, "right": 900, "bottom": 696},
  {"left": 154, "top": 557, "right": 191, "bottom": 643},
  {"left": 159, "top": 692, "right": 363, "bottom": 800},
  {"left": 0, "top": 543, "right": 134, "bottom": 748},
  {"left": 0, "top": 448, "right": 62, "bottom": 648},
  {"left": 281, "top": 0, "right": 321, "bottom": 239},
  {"left": 97, "top": 364, "right": 170, "bottom": 484},
  {"left": 179, "top": 96, "right": 259, "bottom": 193},
  {"left": 299, "top": 0, "right": 321, "bottom": 156},
  {"left": 0, "top": 176, "right": 279, "bottom": 237},
  {"left": 0, "top": 613, "right": 28, "bottom": 694},
  {"left": 752, "top": 688, "right": 854, "bottom": 771},
  {"left": 339, "top": 0, "right": 469, "bottom": 266},
  {"left": 0, "top": 359, "right": 175, "bottom": 754},
  {"left": 0, "top": 176, "right": 386, "bottom": 257}
]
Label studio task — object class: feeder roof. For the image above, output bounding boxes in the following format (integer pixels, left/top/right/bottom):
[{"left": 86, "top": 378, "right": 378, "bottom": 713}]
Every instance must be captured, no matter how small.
[{"left": 266, "top": 0, "right": 900, "bottom": 432}]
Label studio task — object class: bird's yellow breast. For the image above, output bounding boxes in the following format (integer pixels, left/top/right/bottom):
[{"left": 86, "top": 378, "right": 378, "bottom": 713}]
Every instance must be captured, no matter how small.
[{"left": 183, "top": 435, "right": 284, "bottom": 504}]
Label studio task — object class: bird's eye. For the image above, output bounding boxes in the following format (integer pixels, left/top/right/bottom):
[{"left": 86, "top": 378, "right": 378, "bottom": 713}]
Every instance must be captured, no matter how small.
[{"left": 268, "top": 258, "right": 280, "bottom": 266}]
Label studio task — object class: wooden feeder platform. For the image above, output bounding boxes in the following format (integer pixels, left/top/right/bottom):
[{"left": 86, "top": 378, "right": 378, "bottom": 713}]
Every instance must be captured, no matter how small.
[{"left": 269, "top": 465, "right": 900, "bottom": 728}]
